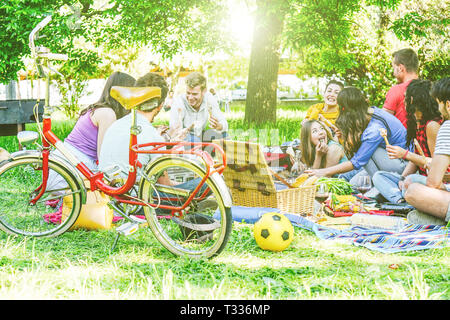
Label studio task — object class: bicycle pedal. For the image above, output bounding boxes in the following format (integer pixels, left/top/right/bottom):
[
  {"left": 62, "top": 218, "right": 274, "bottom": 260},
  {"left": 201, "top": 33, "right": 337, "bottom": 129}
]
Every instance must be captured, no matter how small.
[
  {"left": 103, "top": 165, "right": 123, "bottom": 180},
  {"left": 116, "top": 222, "right": 139, "bottom": 236}
]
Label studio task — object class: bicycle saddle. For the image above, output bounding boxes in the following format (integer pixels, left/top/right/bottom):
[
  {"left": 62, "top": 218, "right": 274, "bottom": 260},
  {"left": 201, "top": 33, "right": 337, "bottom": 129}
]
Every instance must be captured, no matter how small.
[{"left": 110, "top": 86, "right": 161, "bottom": 110}]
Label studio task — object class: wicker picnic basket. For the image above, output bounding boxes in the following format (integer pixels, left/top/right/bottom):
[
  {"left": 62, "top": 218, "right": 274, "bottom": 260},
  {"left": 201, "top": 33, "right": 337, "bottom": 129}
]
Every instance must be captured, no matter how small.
[{"left": 214, "top": 140, "right": 316, "bottom": 216}]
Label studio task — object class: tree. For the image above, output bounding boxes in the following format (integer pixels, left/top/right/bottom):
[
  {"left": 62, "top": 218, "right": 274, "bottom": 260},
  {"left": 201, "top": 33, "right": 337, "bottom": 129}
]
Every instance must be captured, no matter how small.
[{"left": 245, "top": 0, "right": 289, "bottom": 125}]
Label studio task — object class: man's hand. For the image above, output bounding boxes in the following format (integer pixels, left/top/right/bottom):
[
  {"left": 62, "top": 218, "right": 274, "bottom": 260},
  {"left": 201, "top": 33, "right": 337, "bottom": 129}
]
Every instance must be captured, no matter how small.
[
  {"left": 167, "top": 125, "right": 192, "bottom": 142},
  {"left": 209, "top": 114, "right": 223, "bottom": 131}
]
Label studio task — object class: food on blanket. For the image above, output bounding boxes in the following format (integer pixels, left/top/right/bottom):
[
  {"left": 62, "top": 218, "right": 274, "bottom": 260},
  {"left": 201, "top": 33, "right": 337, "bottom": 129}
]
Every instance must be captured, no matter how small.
[
  {"left": 350, "top": 213, "right": 407, "bottom": 230},
  {"left": 291, "top": 173, "right": 309, "bottom": 187},
  {"left": 379, "top": 128, "right": 389, "bottom": 145},
  {"left": 316, "top": 177, "right": 353, "bottom": 195},
  {"left": 253, "top": 212, "right": 294, "bottom": 252},
  {"left": 302, "top": 175, "right": 319, "bottom": 186},
  {"left": 328, "top": 194, "right": 362, "bottom": 213}
]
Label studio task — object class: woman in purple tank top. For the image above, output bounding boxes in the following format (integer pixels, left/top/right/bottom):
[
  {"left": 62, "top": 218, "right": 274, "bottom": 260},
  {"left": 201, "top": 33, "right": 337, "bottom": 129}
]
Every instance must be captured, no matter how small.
[{"left": 64, "top": 71, "right": 136, "bottom": 168}]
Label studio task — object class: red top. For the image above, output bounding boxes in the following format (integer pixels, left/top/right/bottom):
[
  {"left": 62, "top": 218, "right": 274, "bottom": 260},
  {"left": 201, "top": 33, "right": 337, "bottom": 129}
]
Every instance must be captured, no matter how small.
[
  {"left": 416, "top": 118, "right": 444, "bottom": 176},
  {"left": 383, "top": 80, "right": 412, "bottom": 128}
]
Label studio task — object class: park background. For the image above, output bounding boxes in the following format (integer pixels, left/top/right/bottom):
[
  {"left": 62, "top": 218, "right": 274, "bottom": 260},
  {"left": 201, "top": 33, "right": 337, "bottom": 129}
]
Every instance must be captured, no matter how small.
[{"left": 0, "top": 0, "right": 449, "bottom": 299}]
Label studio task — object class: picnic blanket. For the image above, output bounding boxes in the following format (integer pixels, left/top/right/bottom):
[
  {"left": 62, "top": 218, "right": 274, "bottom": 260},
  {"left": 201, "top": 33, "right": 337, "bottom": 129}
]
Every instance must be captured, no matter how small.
[{"left": 228, "top": 206, "right": 450, "bottom": 253}]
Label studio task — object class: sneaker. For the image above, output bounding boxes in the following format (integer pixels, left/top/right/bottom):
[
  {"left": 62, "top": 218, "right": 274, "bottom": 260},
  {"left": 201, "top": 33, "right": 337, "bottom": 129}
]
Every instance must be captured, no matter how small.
[{"left": 407, "top": 210, "right": 446, "bottom": 226}]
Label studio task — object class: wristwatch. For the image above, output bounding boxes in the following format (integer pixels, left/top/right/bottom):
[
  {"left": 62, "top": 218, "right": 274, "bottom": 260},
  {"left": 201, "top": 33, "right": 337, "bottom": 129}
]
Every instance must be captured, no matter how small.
[{"left": 399, "top": 175, "right": 406, "bottom": 181}]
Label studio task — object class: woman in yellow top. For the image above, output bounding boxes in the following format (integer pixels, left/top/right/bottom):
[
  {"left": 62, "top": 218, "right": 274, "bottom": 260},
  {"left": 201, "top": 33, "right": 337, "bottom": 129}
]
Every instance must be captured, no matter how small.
[{"left": 303, "top": 80, "right": 344, "bottom": 130}]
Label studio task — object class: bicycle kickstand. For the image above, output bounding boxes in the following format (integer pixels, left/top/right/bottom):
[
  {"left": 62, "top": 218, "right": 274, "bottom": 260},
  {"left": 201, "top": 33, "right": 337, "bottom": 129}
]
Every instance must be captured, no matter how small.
[{"left": 111, "top": 233, "right": 121, "bottom": 252}]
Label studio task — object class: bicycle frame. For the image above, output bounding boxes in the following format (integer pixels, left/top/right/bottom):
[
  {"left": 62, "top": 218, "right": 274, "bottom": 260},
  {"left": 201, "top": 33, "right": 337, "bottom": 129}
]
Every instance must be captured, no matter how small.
[
  {"left": 28, "top": 15, "right": 228, "bottom": 219},
  {"left": 35, "top": 108, "right": 227, "bottom": 213}
]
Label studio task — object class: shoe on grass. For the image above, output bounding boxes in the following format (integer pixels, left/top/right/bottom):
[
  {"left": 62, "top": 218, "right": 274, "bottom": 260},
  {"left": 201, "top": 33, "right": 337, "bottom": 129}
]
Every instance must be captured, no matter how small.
[{"left": 407, "top": 209, "right": 446, "bottom": 226}]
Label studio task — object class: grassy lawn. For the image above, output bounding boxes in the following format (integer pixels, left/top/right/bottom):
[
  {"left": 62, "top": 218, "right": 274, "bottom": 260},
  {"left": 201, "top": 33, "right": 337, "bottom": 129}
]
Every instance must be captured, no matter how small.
[{"left": 0, "top": 101, "right": 448, "bottom": 300}]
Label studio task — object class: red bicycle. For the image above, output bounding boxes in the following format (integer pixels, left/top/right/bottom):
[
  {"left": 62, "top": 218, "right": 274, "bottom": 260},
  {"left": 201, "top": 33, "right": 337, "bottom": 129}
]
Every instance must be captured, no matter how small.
[{"left": 0, "top": 16, "right": 232, "bottom": 258}]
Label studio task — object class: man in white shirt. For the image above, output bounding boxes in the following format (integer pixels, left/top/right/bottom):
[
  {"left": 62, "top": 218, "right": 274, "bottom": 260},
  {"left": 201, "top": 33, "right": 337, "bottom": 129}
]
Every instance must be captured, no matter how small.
[
  {"left": 169, "top": 72, "right": 228, "bottom": 143},
  {"left": 99, "top": 72, "right": 209, "bottom": 202},
  {"left": 99, "top": 72, "right": 168, "bottom": 177}
]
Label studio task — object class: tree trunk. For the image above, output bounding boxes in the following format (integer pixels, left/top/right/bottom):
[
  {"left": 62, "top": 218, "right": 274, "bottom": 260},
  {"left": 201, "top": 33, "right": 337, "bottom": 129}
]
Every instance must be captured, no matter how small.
[{"left": 245, "top": 0, "right": 286, "bottom": 125}]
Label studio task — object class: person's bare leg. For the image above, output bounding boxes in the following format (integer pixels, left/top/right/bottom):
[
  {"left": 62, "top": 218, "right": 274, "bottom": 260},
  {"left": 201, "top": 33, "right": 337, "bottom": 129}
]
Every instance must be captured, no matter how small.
[{"left": 404, "top": 183, "right": 450, "bottom": 221}]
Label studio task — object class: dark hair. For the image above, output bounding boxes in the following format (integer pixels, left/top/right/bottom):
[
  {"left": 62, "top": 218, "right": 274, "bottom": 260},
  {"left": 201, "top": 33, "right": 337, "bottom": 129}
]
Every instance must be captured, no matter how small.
[
  {"left": 300, "top": 120, "right": 334, "bottom": 168},
  {"left": 135, "top": 72, "right": 169, "bottom": 106},
  {"left": 392, "top": 48, "right": 419, "bottom": 73},
  {"left": 335, "top": 87, "right": 371, "bottom": 157},
  {"left": 325, "top": 80, "right": 344, "bottom": 91},
  {"left": 405, "top": 79, "right": 442, "bottom": 146},
  {"left": 80, "top": 72, "right": 136, "bottom": 119},
  {"left": 431, "top": 77, "right": 450, "bottom": 103}
]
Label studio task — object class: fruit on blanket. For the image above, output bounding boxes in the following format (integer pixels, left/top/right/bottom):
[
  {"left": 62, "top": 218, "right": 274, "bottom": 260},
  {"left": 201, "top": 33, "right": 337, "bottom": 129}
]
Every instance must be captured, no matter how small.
[
  {"left": 291, "top": 173, "right": 309, "bottom": 187},
  {"left": 330, "top": 194, "right": 362, "bottom": 212},
  {"left": 302, "top": 175, "right": 318, "bottom": 186},
  {"left": 253, "top": 212, "right": 294, "bottom": 252}
]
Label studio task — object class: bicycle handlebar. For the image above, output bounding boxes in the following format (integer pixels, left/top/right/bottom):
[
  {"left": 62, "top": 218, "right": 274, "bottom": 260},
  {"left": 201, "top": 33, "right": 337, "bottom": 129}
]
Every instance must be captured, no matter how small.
[
  {"left": 40, "top": 52, "right": 69, "bottom": 61},
  {"left": 29, "top": 15, "right": 68, "bottom": 61},
  {"left": 29, "top": 15, "right": 52, "bottom": 56}
]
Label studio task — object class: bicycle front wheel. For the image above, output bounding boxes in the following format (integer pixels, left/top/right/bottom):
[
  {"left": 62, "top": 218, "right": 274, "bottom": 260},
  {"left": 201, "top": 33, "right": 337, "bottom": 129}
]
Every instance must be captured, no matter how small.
[
  {"left": 0, "top": 157, "right": 83, "bottom": 237},
  {"left": 139, "top": 156, "right": 232, "bottom": 258}
]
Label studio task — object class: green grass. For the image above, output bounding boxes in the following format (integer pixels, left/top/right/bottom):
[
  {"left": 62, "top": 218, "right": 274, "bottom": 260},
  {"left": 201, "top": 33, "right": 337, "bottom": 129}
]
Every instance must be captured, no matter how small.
[{"left": 0, "top": 103, "right": 448, "bottom": 300}]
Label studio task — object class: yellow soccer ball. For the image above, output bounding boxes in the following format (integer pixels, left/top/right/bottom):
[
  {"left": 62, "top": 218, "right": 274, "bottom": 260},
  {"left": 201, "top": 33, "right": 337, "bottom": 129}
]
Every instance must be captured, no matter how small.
[{"left": 253, "top": 212, "right": 294, "bottom": 252}]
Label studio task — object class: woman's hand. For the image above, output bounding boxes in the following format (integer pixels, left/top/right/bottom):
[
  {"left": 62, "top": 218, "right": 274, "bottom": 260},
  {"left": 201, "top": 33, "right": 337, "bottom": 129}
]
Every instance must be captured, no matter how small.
[
  {"left": 386, "top": 145, "right": 407, "bottom": 160},
  {"left": 304, "top": 168, "right": 328, "bottom": 178},
  {"left": 335, "top": 128, "right": 343, "bottom": 141},
  {"left": 315, "top": 140, "right": 328, "bottom": 156}
]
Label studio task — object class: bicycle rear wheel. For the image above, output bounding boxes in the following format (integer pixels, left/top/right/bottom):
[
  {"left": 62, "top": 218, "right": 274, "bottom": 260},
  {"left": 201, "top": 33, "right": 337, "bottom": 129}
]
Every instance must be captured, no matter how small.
[
  {"left": 139, "top": 156, "right": 232, "bottom": 258},
  {"left": 0, "top": 157, "right": 83, "bottom": 237}
]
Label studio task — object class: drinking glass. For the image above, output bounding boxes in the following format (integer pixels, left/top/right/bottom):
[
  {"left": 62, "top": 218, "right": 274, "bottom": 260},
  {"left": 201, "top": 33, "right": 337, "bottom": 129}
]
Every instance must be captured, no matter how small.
[
  {"left": 356, "top": 174, "right": 371, "bottom": 195},
  {"left": 315, "top": 183, "right": 329, "bottom": 203}
]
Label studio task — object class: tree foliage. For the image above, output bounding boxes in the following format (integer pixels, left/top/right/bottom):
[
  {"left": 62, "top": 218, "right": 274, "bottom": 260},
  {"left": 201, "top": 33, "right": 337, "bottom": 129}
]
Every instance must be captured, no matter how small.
[
  {"left": 1, "top": 0, "right": 231, "bottom": 117},
  {"left": 281, "top": 0, "right": 448, "bottom": 108}
]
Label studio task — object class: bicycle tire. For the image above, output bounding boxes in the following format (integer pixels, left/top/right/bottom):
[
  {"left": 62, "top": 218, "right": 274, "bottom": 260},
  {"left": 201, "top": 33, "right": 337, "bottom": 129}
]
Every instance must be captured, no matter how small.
[
  {"left": 139, "top": 156, "right": 232, "bottom": 258},
  {"left": 0, "top": 156, "right": 83, "bottom": 237}
]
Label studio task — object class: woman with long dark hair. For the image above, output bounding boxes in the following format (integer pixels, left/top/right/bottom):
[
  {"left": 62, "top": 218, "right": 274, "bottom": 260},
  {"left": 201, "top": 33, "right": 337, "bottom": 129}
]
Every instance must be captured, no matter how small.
[
  {"left": 63, "top": 71, "right": 136, "bottom": 170},
  {"left": 372, "top": 79, "right": 443, "bottom": 203},
  {"left": 305, "top": 87, "right": 409, "bottom": 182}
]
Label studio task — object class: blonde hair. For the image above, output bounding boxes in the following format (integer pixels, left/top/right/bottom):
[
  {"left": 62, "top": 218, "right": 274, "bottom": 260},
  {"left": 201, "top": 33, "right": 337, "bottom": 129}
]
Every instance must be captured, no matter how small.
[{"left": 185, "top": 72, "right": 207, "bottom": 90}]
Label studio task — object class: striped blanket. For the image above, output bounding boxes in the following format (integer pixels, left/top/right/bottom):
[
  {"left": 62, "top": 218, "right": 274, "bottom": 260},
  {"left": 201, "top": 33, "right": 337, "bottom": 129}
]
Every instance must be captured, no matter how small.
[
  {"left": 287, "top": 213, "right": 450, "bottom": 253},
  {"left": 228, "top": 206, "right": 450, "bottom": 253}
]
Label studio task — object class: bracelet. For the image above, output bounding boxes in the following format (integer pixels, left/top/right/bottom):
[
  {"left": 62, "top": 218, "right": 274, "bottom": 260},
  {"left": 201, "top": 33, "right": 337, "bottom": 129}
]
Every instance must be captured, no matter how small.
[
  {"left": 402, "top": 150, "right": 409, "bottom": 159},
  {"left": 399, "top": 175, "right": 406, "bottom": 181}
]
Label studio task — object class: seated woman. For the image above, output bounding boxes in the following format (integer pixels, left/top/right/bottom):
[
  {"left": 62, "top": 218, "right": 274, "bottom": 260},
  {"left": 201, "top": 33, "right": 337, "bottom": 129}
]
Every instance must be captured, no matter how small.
[
  {"left": 63, "top": 71, "right": 136, "bottom": 170},
  {"left": 305, "top": 87, "right": 409, "bottom": 184},
  {"left": 372, "top": 79, "right": 444, "bottom": 203},
  {"left": 302, "top": 80, "right": 344, "bottom": 132},
  {"left": 47, "top": 72, "right": 136, "bottom": 192},
  {"left": 300, "top": 120, "right": 347, "bottom": 169}
]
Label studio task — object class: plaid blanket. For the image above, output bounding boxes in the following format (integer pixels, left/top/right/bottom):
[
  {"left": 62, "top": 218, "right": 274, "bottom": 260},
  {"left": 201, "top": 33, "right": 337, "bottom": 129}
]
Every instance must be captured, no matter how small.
[
  {"left": 286, "top": 214, "right": 450, "bottom": 253},
  {"left": 226, "top": 206, "right": 450, "bottom": 253}
]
